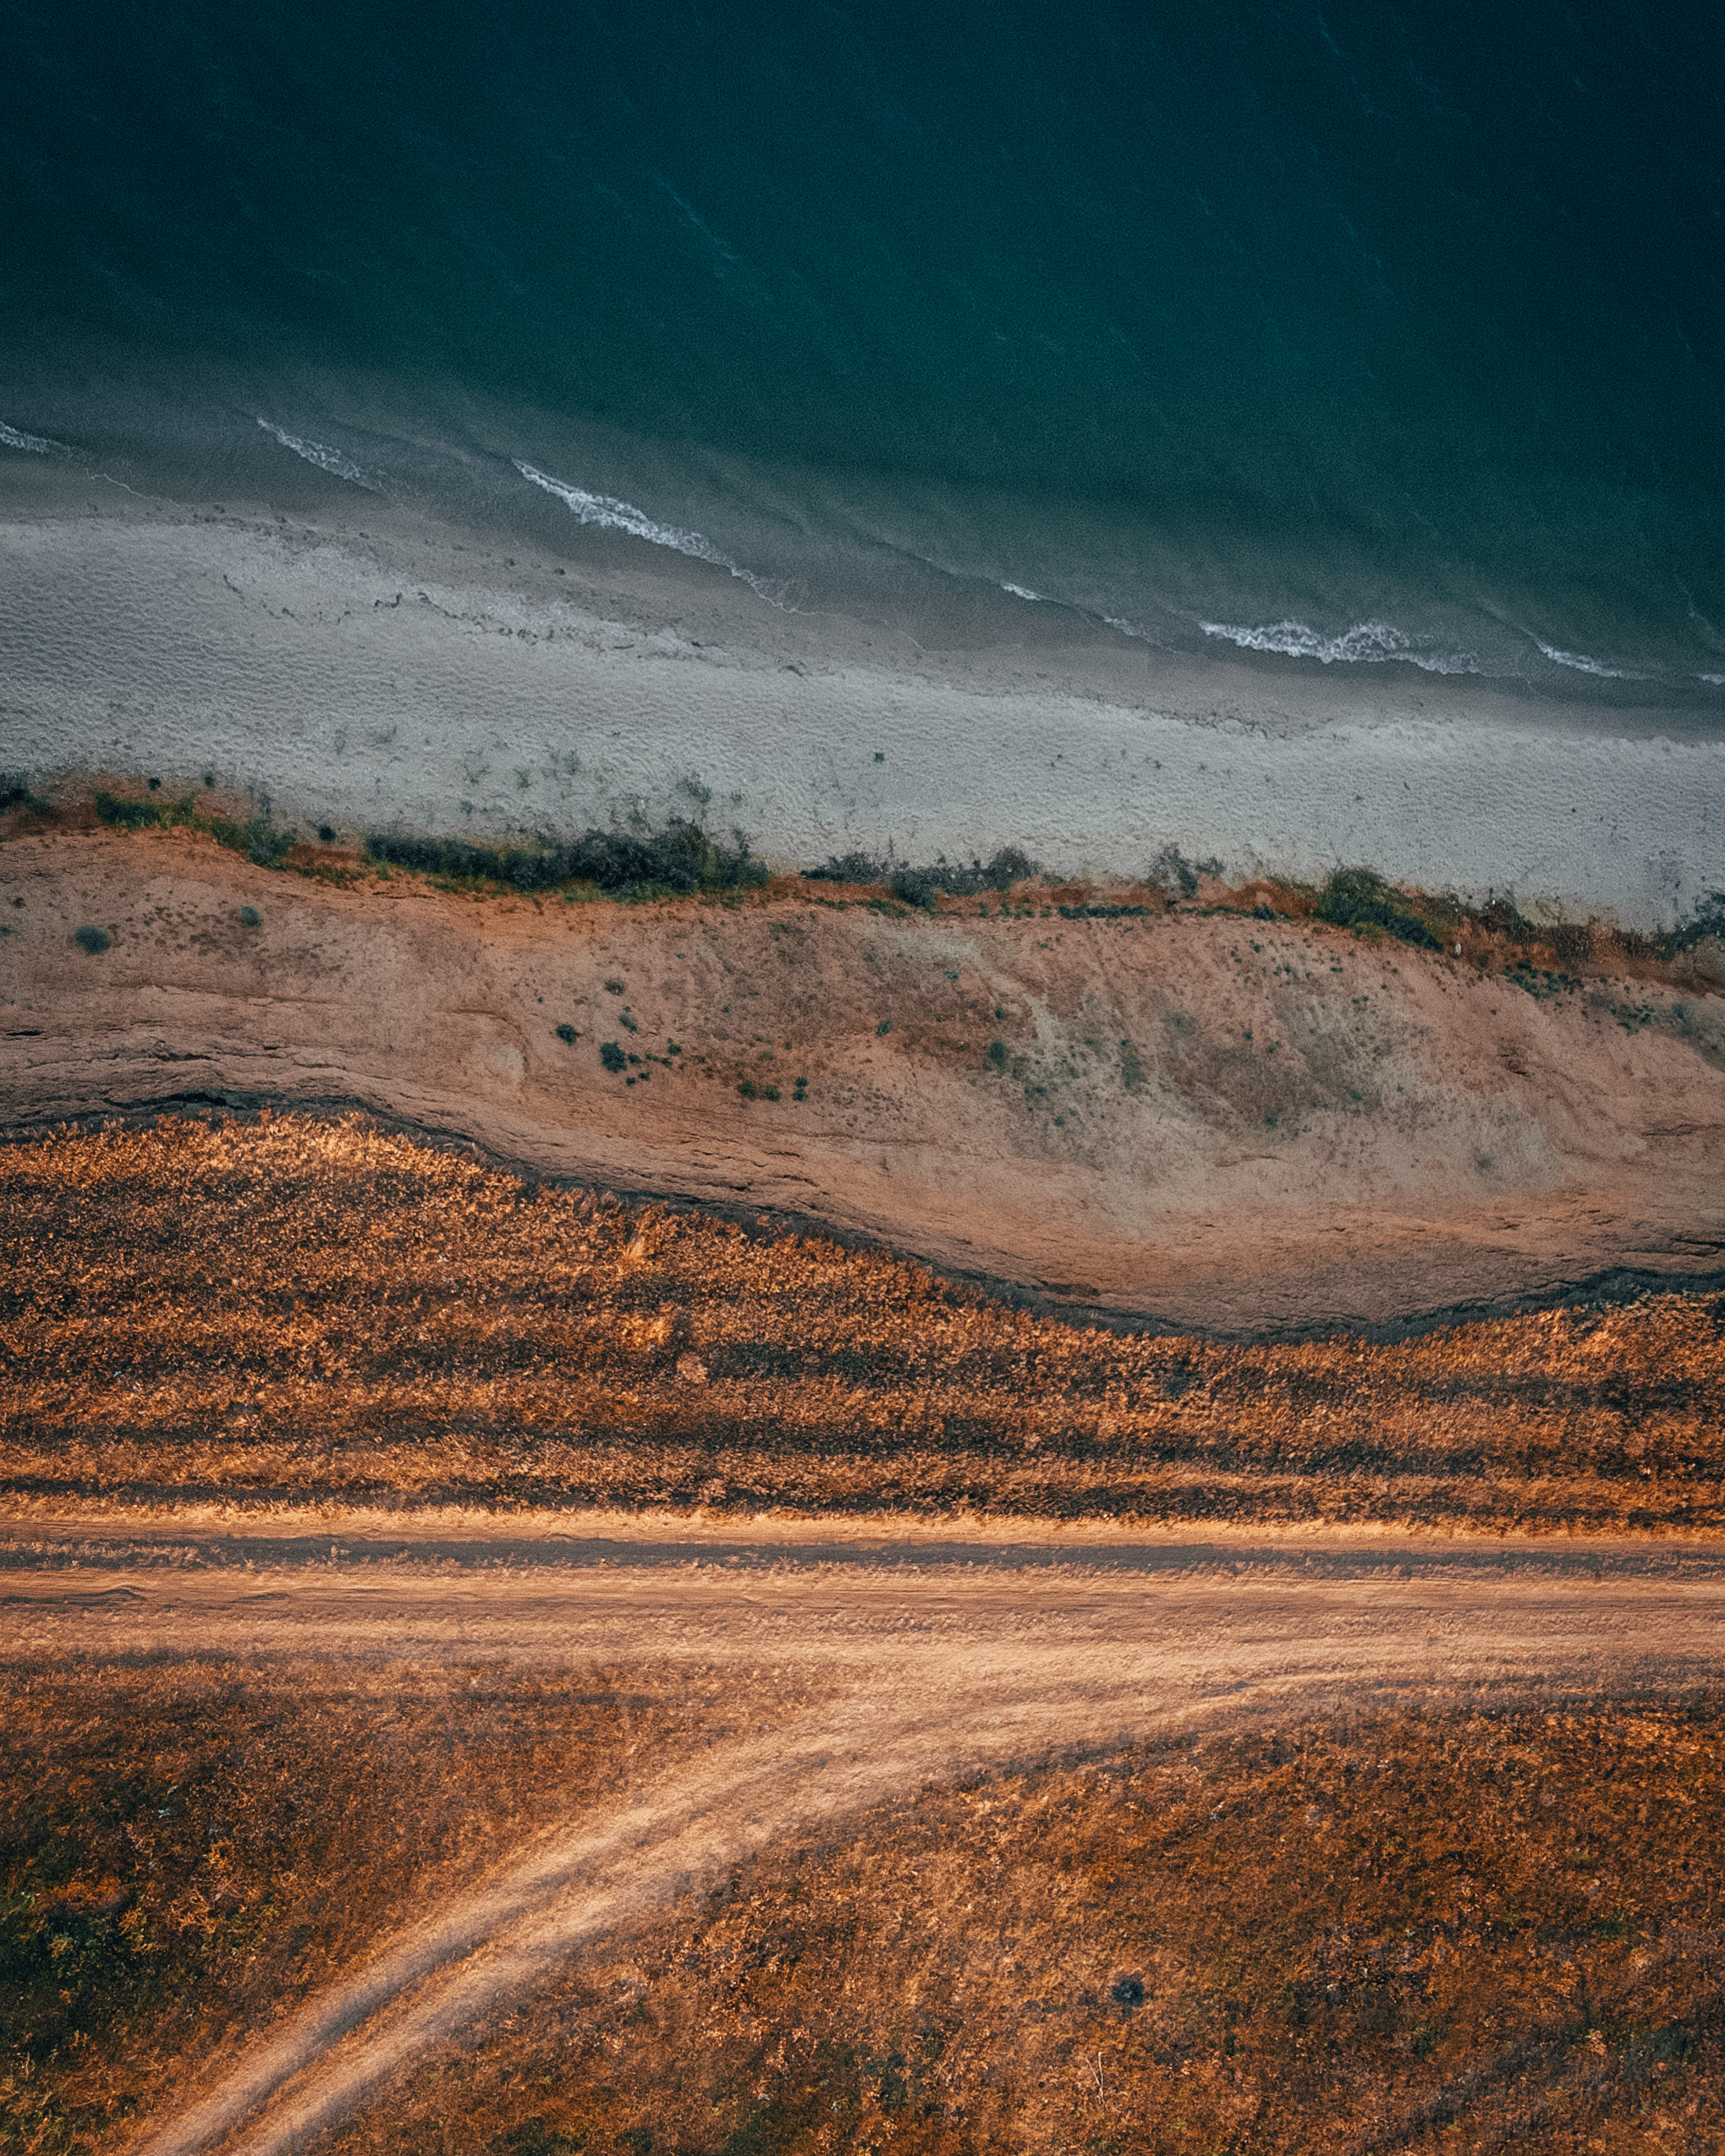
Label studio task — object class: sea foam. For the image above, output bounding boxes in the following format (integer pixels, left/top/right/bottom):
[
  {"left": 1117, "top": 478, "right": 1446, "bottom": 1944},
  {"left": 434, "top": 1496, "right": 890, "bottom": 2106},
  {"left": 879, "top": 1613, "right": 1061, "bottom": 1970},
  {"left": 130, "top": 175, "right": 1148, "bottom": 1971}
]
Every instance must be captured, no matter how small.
[
  {"left": 1533, "top": 638, "right": 1644, "bottom": 681},
  {"left": 0, "top": 420, "right": 61, "bottom": 454},
  {"left": 1199, "top": 617, "right": 1479, "bottom": 674},
  {"left": 513, "top": 460, "right": 792, "bottom": 606},
  {"left": 256, "top": 418, "right": 382, "bottom": 491}
]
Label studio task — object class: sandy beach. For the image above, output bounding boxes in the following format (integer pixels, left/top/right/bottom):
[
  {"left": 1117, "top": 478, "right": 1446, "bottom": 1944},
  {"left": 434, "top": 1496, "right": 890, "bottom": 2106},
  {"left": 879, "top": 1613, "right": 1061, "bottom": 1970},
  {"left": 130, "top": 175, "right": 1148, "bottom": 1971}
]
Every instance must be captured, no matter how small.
[{"left": 3, "top": 469, "right": 1721, "bottom": 930}]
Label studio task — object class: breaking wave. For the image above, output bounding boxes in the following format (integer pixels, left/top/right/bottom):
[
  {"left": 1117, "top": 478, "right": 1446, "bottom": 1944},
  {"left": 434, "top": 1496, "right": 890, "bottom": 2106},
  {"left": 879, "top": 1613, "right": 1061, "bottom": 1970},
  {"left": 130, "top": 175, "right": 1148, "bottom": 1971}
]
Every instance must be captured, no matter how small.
[
  {"left": 0, "top": 420, "right": 61, "bottom": 454},
  {"left": 256, "top": 418, "right": 382, "bottom": 491},
  {"left": 1533, "top": 638, "right": 1645, "bottom": 681},
  {"left": 514, "top": 459, "right": 794, "bottom": 606},
  {"left": 1198, "top": 617, "right": 1480, "bottom": 674}
]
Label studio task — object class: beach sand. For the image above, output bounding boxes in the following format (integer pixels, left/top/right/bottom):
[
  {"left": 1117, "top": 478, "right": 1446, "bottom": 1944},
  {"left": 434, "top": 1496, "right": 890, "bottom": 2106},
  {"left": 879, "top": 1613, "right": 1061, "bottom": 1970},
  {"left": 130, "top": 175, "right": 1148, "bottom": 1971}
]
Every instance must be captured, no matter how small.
[{"left": 3, "top": 462, "right": 1721, "bottom": 930}]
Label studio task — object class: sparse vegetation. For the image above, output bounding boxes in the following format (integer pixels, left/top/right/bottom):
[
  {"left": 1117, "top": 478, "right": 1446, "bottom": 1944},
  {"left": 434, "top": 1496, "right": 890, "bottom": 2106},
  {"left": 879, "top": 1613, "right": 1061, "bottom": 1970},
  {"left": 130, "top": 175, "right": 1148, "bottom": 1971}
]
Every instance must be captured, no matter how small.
[
  {"left": 362, "top": 820, "right": 766, "bottom": 900},
  {"left": 805, "top": 847, "right": 1037, "bottom": 908},
  {"left": 1146, "top": 844, "right": 1226, "bottom": 897},
  {"left": 554, "top": 1023, "right": 577, "bottom": 1045},
  {"left": 92, "top": 787, "right": 300, "bottom": 869},
  {"left": 599, "top": 1042, "right": 627, "bottom": 1073},
  {"left": 71, "top": 925, "right": 110, "bottom": 954},
  {"left": 1314, "top": 867, "right": 1443, "bottom": 949},
  {"left": 3, "top": 1661, "right": 1720, "bottom": 2156},
  {"left": 237, "top": 905, "right": 261, "bottom": 927}
]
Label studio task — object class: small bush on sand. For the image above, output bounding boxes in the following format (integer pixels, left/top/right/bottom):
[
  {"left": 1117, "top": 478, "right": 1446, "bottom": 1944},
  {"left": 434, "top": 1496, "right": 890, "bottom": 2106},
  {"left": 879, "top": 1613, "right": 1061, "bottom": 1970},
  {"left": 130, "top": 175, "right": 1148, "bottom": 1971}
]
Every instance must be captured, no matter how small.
[
  {"left": 805, "top": 848, "right": 1037, "bottom": 904},
  {"left": 555, "top": 1023, "right": 577, "bottom": 1045},
  {"left": 73, "top": 925, "right": 110, "bottom": 954},
  {"left": 1316, "top": 868, "right": 1442, "bottom": 948},
  {"left": 363, "top": 820, "right": 766, "bottom": 899},
  {"left": 238, "top": 906, "right": 261, "bottom": 926},
  {"left": 599, "top": 1042, "right": 627, "bottom": 1073},
  {"left": 1146, "top": 845, "right": 1225, "bottom": 898}
]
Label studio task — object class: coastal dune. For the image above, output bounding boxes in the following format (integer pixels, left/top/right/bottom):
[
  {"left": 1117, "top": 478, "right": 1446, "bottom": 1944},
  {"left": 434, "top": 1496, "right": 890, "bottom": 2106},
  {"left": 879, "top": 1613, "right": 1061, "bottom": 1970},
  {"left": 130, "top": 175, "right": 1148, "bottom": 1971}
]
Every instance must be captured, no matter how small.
[{"left": 3, "top": 822, "right": 1721, "bottom": 1336}]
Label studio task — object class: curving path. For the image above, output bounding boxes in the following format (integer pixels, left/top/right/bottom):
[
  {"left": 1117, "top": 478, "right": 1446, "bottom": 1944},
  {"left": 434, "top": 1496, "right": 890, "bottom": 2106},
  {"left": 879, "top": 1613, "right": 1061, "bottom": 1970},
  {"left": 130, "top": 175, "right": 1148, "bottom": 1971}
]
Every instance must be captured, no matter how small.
[{"left": 5, "top": 1517, "right": 1723, "bottom": 2155}]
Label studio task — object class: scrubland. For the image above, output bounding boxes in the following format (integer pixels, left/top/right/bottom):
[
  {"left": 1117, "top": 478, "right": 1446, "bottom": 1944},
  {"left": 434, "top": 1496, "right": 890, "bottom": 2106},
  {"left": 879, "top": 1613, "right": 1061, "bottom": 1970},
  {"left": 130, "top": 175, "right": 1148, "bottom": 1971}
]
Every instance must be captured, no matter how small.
[{"left": 5, "top": 1116, "right": 1725, "bottom": 2153}]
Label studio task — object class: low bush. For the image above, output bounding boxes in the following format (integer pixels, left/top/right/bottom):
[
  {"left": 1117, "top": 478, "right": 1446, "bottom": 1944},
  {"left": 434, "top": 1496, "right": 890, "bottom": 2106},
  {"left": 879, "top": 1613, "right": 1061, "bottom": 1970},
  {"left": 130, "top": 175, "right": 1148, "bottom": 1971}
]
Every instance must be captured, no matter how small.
[
  {"left": 73, "top": 925, "right": 110, "bottom": 954},
  {"left": 0, "top": 776, "right": 52, "bottom": 819},
  {"left": 554, "top": 1024, "right": 577, "bottom": 1045},
  {"left": 94, "top": 790, "right": 298, "bottom": 869},
  {"left": 599, "top": 1042, "right": 627, "bottom": 1073},
  {"left": 805, "top": 847, "right": 1037, "bottom": 905},
  {"left": 1147, "top": 845, "right": 1225, "bottom": 898},
  {"left": 1315, "top": 868, "right": 1442, "bottom": 948},
  {"left": 363, "top": 820, "right": 766, "bottom": 899}
]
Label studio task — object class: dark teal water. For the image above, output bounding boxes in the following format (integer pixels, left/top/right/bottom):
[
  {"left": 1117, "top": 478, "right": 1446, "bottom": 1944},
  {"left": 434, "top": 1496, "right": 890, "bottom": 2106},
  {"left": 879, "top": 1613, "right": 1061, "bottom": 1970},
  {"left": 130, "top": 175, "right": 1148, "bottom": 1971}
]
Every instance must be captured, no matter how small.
[{"left": 4, "top": 0, "right": 1723, "bottom": 703}]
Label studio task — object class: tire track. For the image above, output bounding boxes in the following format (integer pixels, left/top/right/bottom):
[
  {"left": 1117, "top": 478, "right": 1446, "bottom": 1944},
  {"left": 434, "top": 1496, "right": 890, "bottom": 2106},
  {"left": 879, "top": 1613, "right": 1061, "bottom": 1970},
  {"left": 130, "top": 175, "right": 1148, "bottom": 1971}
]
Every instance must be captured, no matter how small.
[{"left": 103, "top": 1562, "right": 1724, "bottom": 2156}]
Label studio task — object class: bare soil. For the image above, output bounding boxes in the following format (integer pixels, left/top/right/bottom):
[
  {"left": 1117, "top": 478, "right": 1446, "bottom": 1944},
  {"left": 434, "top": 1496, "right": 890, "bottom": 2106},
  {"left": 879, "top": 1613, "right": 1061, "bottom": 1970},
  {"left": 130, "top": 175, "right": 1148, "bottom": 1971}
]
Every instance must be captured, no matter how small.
[{"left": 3, "top": 825, "right": 1722, "bottom": 1334}]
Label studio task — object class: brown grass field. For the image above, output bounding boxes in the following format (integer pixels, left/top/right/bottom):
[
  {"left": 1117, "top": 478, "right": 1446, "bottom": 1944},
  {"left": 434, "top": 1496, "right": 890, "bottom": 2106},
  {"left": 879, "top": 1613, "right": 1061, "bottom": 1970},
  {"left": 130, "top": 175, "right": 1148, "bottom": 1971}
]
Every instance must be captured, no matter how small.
[
  {"left": 4, "top": 1114, "right": 1725, "bottom": 2153},
  {"left": 1, "top": 1114, "right": 1721, "bottom": 1533},
  {"left": 3, "top": 1658, "right": 1722, "bottom": 2155}
]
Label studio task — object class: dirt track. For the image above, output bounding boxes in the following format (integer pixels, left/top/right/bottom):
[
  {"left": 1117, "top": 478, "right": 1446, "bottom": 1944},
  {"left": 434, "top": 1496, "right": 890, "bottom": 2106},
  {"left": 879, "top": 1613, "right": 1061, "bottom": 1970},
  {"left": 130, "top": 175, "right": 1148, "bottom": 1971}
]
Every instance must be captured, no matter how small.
[
  {"left": 6, "top": 1515, "right": 1722, "bottom": 2156},
  {"left": 4, "top": 825, "right": 1723, "bottom": 1336}
]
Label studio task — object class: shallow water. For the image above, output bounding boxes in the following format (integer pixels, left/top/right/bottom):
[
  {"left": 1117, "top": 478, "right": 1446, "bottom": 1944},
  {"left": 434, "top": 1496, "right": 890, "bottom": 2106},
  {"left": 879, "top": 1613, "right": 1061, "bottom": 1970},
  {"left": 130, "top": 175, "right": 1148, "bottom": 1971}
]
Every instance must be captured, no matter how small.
[{"left": 3, "top": 0, "right": 1723, "bottom": 708}]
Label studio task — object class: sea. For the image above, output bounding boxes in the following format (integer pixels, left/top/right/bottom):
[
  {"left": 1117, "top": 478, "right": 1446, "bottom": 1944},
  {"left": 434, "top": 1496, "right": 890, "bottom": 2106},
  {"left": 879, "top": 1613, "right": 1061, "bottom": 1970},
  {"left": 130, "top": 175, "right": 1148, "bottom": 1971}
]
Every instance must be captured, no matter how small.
[{"left": 2, "top": 2, "right": 1723, "bottom": 919}]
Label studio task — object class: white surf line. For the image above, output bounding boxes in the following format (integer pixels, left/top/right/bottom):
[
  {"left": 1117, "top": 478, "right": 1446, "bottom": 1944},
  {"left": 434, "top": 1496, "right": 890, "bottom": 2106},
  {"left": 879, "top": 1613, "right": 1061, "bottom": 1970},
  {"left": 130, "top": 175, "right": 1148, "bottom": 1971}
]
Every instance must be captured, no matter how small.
[
  {"left": 121, "top": 1594, "right": 1670, "bottom": 2156},
  {"left": 0, "top": 419, "right": 64, "bottom": 454},
  {"left": 513, "top": 458, "right": 795, "bottom": 608},
  {"left": 255, "top": 418, "right": 383, "bottom": 492}
]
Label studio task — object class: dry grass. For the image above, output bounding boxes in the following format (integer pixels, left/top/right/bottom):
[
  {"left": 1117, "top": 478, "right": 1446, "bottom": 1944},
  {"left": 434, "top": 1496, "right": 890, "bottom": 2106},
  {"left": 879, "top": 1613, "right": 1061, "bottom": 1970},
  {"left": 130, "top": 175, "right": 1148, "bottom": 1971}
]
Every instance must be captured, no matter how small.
[
  {"left": 0, "top": 1655, "right": 821, "bottom": 2155},
  {"left": 3, "top": 1665, "right": 1721, "bottom": 2153},
  {"left": 2, "top": 1115, "right": 1721, "bottom": 1533},
  {"left": 382, "top": 1701, "right": 1725, "bottom": 2156}
]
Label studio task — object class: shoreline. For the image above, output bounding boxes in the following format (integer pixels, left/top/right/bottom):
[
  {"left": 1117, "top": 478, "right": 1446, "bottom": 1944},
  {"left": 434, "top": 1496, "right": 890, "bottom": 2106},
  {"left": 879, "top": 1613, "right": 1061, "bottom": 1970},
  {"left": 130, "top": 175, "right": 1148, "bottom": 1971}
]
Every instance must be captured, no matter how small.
[{"left": 3, "top": 473, "right": 1723, "bottom": 930}]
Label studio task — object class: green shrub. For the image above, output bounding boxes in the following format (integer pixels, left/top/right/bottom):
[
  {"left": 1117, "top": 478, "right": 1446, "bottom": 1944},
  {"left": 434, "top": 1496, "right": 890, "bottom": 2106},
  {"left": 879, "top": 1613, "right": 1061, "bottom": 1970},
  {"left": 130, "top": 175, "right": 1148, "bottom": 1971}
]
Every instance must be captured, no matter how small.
[
  {"left": 739, "top": 1078, "right": 759, "bottom": 1100},
  {"left": 555, "top": 1023, "right": 577, "bottom": 1045},
  {"left": 1146, "top": 845, "right": 1225, "bottom": 898},
  {"left": 74, "top": 925, "right": 111, "bottom": 954},
  {"left": 1315, "top": 868, "right": 1441, "bottom": 948},
  {"left": 804, "top": 847, "right": 1037, "bottom": 902},
  {"left": 238, "top": 905, "right": 261, "bottom": 926},
  {"left": 362, "top": 819, "right": 766, "bottom": 898},
  {"left": 986, "top": 1039, "right": 1008, "bottom": 1070},
  {"left": 94, "top": 789, "right": 297, "bottom": 868},
  {"left": 877, "top": 1019, "right": 893, "bottom": 1036},
  {"left": 600, "top": 1042, "right": 627, "bottom": 1073}
]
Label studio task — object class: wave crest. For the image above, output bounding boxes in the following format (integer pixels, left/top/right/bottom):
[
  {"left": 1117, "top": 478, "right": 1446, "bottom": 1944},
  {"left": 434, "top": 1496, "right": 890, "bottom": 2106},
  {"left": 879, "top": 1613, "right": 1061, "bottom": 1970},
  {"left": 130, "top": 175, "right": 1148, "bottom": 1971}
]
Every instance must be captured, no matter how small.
[
  {"left": 1199, "top": 617, "right": 1479, "bottom": 674},
  {"left": 1533, "top": 638, "right": 1644, "bottom": 682},
  {"left": 514, "top": 459, "right": 796, "bottom": 607},
  {"left": 256, "top": 419, "right": 382, "bottom": 491},
  {"left": 1, "top": 420, "right": 62, "bottom": 455}
]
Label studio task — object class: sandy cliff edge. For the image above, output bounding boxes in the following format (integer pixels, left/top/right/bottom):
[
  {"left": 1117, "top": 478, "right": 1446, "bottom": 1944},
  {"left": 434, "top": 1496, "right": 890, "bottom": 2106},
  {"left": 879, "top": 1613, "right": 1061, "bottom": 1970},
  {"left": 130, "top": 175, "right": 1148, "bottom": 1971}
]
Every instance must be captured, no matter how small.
[{"left": 3, "top": 824, "right": 1722, "bottom": 1336}]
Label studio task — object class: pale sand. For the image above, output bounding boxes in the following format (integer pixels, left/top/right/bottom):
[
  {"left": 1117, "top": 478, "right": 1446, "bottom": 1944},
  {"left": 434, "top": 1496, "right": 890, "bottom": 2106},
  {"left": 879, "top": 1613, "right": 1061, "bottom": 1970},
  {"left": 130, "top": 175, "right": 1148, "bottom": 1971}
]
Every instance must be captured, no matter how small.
[{"left": 2, "top": 490, "right": 1722, "bottom": 929}]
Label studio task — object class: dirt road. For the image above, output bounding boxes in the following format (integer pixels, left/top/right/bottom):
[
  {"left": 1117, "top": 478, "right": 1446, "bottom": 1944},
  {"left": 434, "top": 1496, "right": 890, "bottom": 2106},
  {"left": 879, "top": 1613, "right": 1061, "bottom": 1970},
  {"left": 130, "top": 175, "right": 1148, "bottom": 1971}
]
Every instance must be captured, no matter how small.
[{"left": 6, "top": 1514, "right": 1722, "bottom": 2156}]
